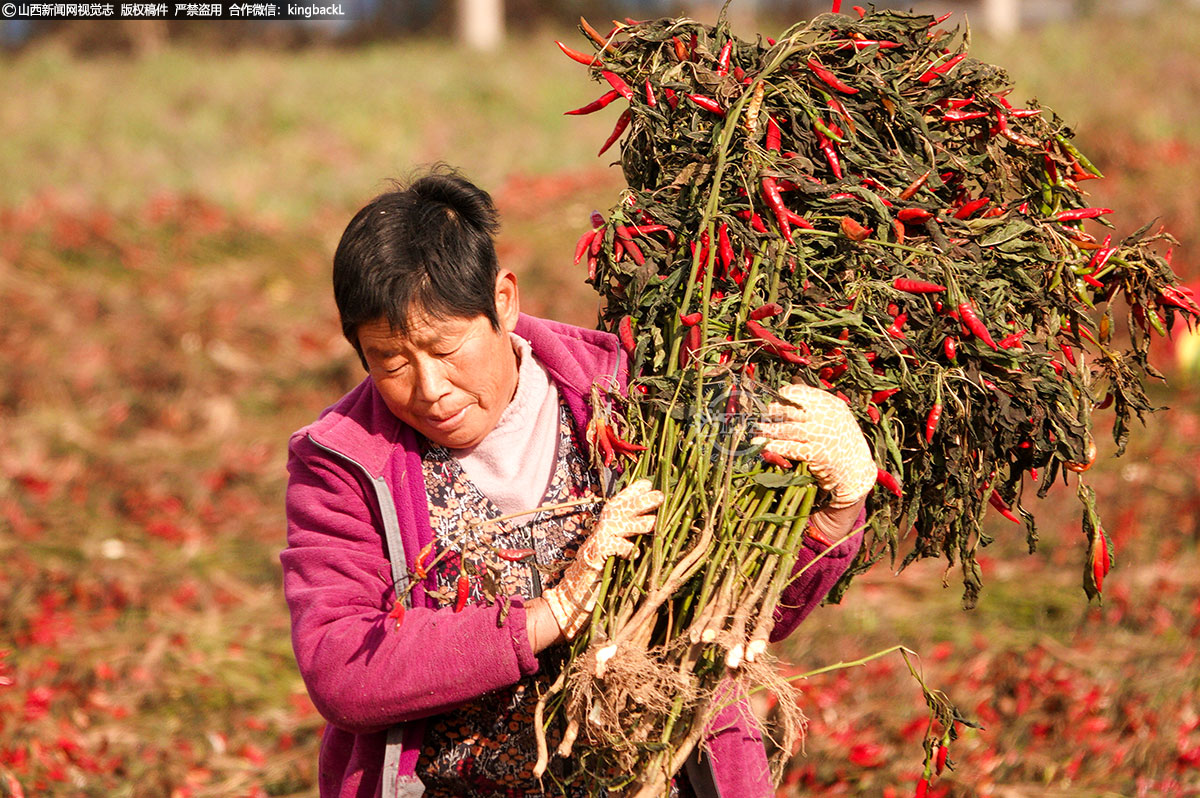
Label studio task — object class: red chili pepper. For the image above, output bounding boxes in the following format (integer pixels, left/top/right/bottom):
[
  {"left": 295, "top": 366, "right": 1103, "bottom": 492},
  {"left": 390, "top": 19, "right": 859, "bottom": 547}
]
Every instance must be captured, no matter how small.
[
  {"left": 837, "top": 37, "right": 900, "bottom": 50},
  {"left": 1091, "top": 533, "right": 1108, "bottom": 592},
  {"left": 1160, "top": 285, "right": 1200, "bottom": 311},
  {"left": 601, "top": 70, "right": 634, "bottom": 101},
  {"left": 677, "top": 311, "right": 702, "bottom": 327},
  {"left": 616, "top": 223, "right": 672, "bottom": 239},
  {"left": 997, "top": 329, "right": 1027, "bottom": 349},
  {"left": 612, "top": 238, "right": 626, "bottom": 263},
  {"left": 775, "top": 207, "right": 811, "bottom": 232},
  {"left": 716, "top": 40, "right": 732, "bottom": 75},
  {"left": 687, "top": 93, "right": 725, "bottom": 116},
  {"left": 1080, "top": 271, "right": 1104, "bottom": 292},
  {"left": 717, "top": 222, "right": 734, "bottom": 272},
  {"left": 761, "top": 449, "right": 793, "bottom": 469},
  {"left": 644, "top": 78, "right": 656, "bottom": 107},
  {"left": 414, "top": 542, "right": 434, "bottom": 581},
  {"left": 618, "top": 315, "right": 635, "bottom": 354},
  {"left": 680, "top": 324, "right": 702, "bottom": 368},
  {"left": 896, "top": 208, "right": 933, "bottom": 223},
  {"left": 886, "top": 312, "right": 908, "bottom": 340},
  {"left": 594, "top": 420, "right": 616, "bottom": 466},
  {"left": 852, "top": 5, "right": 865, "bottom": 17},
  {"left": 745, "top": 319, "right": 797, "bottom": 353},
  {"left": 1060, "top": 343, "right": 1076, "bottom": 366},
  {"left": 871, "top": 388, "right": 900, "bottom": 404},
  {"left": 555, "top": 40, "right": 600, "bottom": 66},
  {"left": 988, "top": 490, "right": 1021, "bottom": 524},
  {"left": 614, "top": 226, "right": 645, "bottom": 266},
  {"left": 943, "top": 109, "right": 989, "bottom": 121},
  {"left": 1053, "top": 207, "right": 1113, "bottom": 222},
  {"left": 749, "top": 302, "right": 784, "bottom": 321},
  {"left": 663, "top": 87, "right": 679, "bottom": 109},
  {"left": 573, "top": 229, "right": 597, "bottom": 264},
  {"left": 806, "top": 58, "right": 859, "bottom": 94},
  {"left": 495, "top": 548, "right": 535, "bottom": 562},
  {"left": 840, "top": 216, "right": 872, "bottom": 241},
  {"left": 777, "top": 349, "right": 810, "bottom": 366},
  {"left": 954, "top": 196, "right": 990, "bottom": 219},
  {"left": 564, "top": 89, "right": 621, "bottom": 116},
  {"left": 579, "top": 15, "right": 615, "bottom": 52},
  {"left": 766, "top": 116, "right": 782, "bottom": 152},
  {"left": 991, "top": 111, "right": 1041, "bottom": 148},
  {"left": 918, "top": 52, "right": 966, "bottom": 83},
  {"left": 818, "top": 137, "right": 843, "bottom": 180},
  {"left": 877, "top": 469, "right": 902, "bottom": 498},
  {"left": 609, "top": 434, "right": 648, "bottom": 459},
  {"left": 597, "top": 108, "right": 631, "bottom": 156},
  {"left": 761, "top": 177, "right": 794, "bottom": 241},
  {"left": 892, "top": 278, "right": 946, "bottom": 293},
  {"left": 936, "top": 744, "right": 949, "bottom": 775},
  {"left": 898, "top": 170, "right": 931, "bottom": 201},
  {"left": 672, "top": 36, "right": 688, "bottom": 61},
  {"left": 866, "top": 404, "right": 881, "bottom": 424},
  {"left": 386, "top": 599, "right": 406, "bottom": 630},
  {"left": 453, "top": 573, "right": 470, "bottom": 612},
  {"left": 958, "top": 302, "right": 998, "bottom": 350},
  {"left": 738, "top": 210, "right": 768, "bottom": 233},
  {"left": 925, "top": 404, "right": 942, "bottom": 442},
  {"left": 1042, "top": 154, "right": 1059, "bottom": 183},
  {"left": 830, "top": 0, "right": 841, "bottom": 11}
]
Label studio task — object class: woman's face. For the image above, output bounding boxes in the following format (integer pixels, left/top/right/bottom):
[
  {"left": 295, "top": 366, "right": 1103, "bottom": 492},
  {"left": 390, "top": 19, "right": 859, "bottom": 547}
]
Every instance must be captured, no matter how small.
[{"left": 357, "top": 270, "right": 521, "bottom": 450}]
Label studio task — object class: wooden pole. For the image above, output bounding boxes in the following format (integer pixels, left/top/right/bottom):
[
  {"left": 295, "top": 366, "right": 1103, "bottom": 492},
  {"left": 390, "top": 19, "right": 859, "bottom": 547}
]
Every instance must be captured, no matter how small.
[
  {"left": 458, "top": 0, "right": 503, "bottom": 52},
  {"left": 982, "top": 0, "right": 1020, "bottom": 38}
]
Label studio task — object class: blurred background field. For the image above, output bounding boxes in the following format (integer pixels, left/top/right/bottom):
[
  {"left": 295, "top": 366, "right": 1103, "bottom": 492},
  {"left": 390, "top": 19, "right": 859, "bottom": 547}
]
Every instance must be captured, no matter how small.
[{"left": 1, "top": 3, "right": 1199, "bottom": 796}]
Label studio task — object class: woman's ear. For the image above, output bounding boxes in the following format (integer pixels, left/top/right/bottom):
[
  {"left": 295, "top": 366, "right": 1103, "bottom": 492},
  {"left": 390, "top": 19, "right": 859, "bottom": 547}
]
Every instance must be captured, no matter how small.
[{"left": 495, "top": 269, "right": 520, "bottom": 333}]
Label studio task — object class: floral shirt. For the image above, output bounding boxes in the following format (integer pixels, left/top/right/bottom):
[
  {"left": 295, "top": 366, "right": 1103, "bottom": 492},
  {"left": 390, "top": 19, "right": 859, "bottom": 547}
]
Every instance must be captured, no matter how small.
[{"left": 416, "top": 398, "right": 603, "bottom": 797}]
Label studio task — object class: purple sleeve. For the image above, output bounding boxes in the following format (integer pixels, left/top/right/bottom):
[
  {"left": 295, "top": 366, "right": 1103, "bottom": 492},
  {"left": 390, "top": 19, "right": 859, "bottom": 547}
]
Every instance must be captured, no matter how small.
[
  {"left": 768, "top": 507, "right": 865, "bottom": 643},
  {"left": 280, "top": 437, "right": 541, "bottom": 735}
]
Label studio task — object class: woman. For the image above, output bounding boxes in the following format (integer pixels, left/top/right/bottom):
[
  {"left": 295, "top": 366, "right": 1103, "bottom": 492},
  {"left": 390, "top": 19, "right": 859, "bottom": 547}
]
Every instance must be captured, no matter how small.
[{"left": 282, "top": 170, "right": 876, "bottom": 797}]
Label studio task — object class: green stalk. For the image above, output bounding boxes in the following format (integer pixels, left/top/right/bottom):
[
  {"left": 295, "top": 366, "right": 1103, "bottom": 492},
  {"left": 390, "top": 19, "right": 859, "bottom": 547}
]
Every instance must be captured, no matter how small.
[{"left": 733, "top": 250, "right": 767, "bottom": 330}]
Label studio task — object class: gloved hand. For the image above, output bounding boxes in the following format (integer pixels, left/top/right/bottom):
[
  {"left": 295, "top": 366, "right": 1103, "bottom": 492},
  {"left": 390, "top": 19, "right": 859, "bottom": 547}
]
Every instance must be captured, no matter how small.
[
  {"left": 753, "top": 382, "right": 877, "bottom": 511},
  {"left": 544, "top": 479, "right": 663, "bottom": 640}
]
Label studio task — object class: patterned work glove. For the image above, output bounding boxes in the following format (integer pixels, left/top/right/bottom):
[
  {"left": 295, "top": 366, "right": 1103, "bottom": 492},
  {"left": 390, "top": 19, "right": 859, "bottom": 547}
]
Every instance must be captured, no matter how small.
[
  {"left": 544, "top": 479, "right": 663, "bottom": 640},
  {"left": 752, "top": 383, "right": 877, "bottom": 510}
]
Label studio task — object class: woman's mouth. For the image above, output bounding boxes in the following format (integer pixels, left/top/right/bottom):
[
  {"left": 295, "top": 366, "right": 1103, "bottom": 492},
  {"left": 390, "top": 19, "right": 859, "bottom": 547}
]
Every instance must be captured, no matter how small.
[{"left": 426, "top": 406, "right": 468, "bottom": 430}]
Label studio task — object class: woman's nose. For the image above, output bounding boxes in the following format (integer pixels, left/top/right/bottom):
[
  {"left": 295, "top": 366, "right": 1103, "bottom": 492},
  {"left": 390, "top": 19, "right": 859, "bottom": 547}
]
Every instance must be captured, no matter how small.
[{"left": 411, "top": 359, "right": 452, "bottom": 404}]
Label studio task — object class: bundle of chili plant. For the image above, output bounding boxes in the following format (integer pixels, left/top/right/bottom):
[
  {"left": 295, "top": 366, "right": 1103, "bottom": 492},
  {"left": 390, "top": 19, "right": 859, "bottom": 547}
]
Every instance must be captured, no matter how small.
[{"left": 538, "top": 7, "right": 1199, "bottom": 794}]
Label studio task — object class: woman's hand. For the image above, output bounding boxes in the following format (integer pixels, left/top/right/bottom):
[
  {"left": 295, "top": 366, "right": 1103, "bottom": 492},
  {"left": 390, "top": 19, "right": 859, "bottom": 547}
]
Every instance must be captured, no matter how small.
[
  {"left": 753, "top": 383, "right": 875, "bottom": 545},
  {"left": 542, "top": 479, "right": 663, "bottom": 641}
]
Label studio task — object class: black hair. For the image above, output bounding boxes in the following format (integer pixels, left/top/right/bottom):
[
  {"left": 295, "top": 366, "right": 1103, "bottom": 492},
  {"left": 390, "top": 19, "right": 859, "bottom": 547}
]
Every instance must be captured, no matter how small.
[{"left": 332, "top": 168, "right": 502, "bottom": 369}]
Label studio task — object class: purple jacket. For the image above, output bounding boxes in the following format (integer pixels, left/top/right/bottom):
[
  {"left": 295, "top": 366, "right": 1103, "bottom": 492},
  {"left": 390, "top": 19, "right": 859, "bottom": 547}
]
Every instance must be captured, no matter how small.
[{"left": 281, "top": 314, "right": 861, "bottom": 798}]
